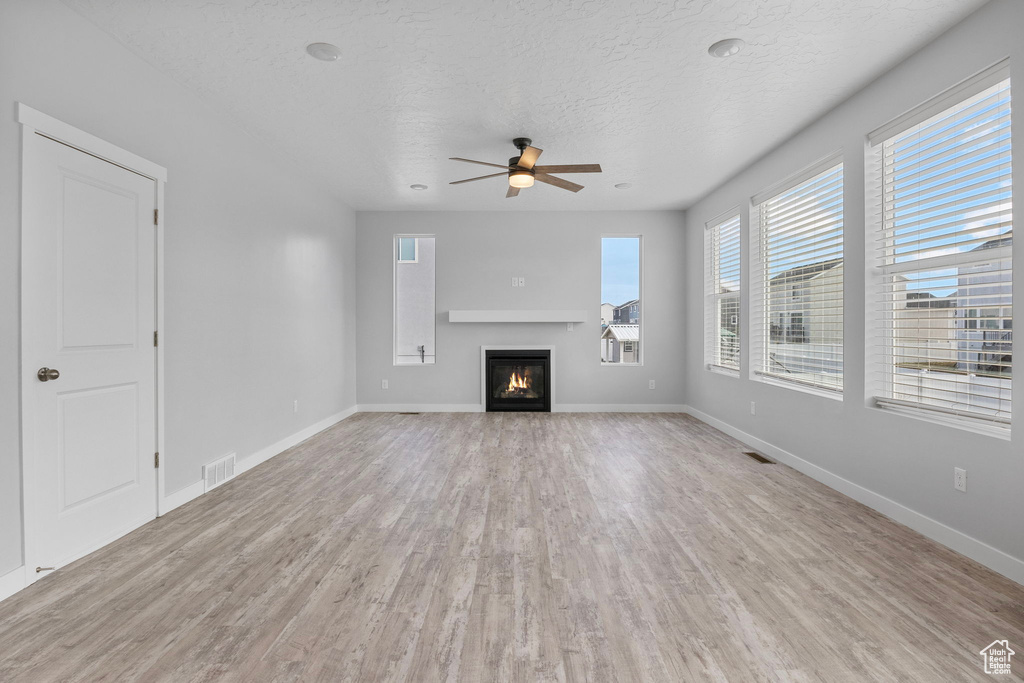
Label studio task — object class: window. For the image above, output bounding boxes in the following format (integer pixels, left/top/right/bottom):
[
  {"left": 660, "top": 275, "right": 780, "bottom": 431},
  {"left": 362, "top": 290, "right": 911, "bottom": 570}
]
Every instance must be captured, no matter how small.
[
  {"left": 870, "top": 64, "right": 1011, "bottom": 430},
  {"left": 752, "top": 156, "right": 844, "bottom": 393},
  {"left": 704, "top": 212, "right": 741, "bottom": 372},
  {"left": 601, "top": 236, "right": 641, "bottom": 364},
  {"left": 397, "top": 237, "right": 418, "bottom": 263},
  {"left": 394, "top": 235, "right": 434, "bottom": 364}
]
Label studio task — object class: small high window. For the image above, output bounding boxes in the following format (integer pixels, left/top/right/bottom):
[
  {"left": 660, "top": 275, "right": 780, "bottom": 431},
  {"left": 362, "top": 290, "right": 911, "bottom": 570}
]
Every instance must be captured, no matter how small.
[{"left": 397, "top": 237, "right": 418, "bottom": 263}]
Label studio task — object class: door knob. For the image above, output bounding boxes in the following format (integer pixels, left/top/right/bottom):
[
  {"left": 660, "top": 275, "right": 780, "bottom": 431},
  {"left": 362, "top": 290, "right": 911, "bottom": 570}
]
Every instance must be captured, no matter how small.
[{"left": 37, "top": 367, "right": 60, "bottom": 382}]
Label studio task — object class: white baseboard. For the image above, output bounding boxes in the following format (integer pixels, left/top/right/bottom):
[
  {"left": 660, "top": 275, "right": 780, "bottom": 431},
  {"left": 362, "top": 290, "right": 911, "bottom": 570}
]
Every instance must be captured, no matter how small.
[
  {"left": 0, "top": 510, "right": 152, "bottom": 601},
  {"left": 0, "top": 565, "right": 28, "bottom": 603},
  {"left": 354, "top": 403, "right": 687, "bottom": 413},
  {"left": 159, "top": 405, "right": 358, "bottom": 516},
  {"left": 160, "top": 479, "right": 205, "bottom": 515},
  {"left": 236, "top": 405, "right": 358, "bottom": 475},
  {"left": 355, "top": 403, "right": 484, "bottom": 413},
  {"left": 682, "top": 405, "right": 1024, "bottom": 586},
  {"left": 554, "top": 403, "right": 687, "bottom": 413}
]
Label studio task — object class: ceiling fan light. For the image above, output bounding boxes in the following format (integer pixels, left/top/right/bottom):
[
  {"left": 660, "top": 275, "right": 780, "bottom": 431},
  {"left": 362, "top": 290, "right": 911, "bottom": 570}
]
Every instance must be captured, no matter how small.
[{"left": 509, "top": 170, "right": 534, "bottom": 188}]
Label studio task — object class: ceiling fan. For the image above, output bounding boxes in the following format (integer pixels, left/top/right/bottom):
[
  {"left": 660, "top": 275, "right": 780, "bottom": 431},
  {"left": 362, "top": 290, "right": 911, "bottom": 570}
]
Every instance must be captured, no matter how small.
[{"left": 449, "top": 138, "right": 602, "bottom": 198}]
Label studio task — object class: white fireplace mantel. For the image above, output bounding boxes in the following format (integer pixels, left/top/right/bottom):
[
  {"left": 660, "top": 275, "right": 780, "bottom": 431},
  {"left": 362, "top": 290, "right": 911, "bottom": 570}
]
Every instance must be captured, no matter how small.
[{"left": 449, "top": 310, "right": 587, "bottom": 323}]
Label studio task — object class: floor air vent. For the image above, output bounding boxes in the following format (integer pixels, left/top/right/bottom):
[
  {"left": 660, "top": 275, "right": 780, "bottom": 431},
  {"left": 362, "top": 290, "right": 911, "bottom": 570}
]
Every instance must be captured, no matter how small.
[
  {"left": 743, "top": 451, "right": 774, "bottom": 464},
  {"left": 204, "top": 452, "right": 237, "bottom": 491}
]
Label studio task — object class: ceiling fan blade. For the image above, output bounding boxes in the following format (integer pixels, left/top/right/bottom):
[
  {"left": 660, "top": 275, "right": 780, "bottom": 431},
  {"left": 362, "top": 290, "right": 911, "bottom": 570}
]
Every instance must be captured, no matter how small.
[
  {"left": 535, "top": 173, "right": 583, "bottom": 193},
  {"left": 516, "top": 146, "right": 543, "bottom": 169},
  {"left": 533, "top": 164, "right": 602, "bottom": 174},
  {"left": 506, "top": 186, "right": 520, "bottom": 198},
  {"left": 450, "top": 157, "right": 511, "bottom": 171},
  {"left": 449, "top": 172, "right": 507, "bottom": 185}
]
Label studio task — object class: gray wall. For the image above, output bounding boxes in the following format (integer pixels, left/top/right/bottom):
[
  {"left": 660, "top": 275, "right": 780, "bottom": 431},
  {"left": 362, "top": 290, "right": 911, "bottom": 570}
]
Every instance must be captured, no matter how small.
[
  {"left": 356, "top": 211, "right": 686, "bottom": 408},
  {"left": 0, "top": 0, "right": 357, "bottom": 576},
  {"left": 684, "top": 0, "right": 1023, "bottom": 567}
]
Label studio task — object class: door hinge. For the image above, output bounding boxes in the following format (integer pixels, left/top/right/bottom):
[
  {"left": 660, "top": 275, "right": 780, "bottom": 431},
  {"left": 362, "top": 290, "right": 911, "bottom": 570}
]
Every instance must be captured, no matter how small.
[
  {"left": 155, "top": 452, "right": 160, "bottom": 468},
  {"left": 154, "top": 208, "right": 159, "bottom": 225},
  {"left": 154, "top": 330, "right": 158, "bottom": 347}
]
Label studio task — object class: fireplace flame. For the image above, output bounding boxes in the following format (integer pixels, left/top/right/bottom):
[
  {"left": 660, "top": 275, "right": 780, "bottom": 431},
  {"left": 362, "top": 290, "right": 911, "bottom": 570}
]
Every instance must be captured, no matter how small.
[{"left": 506, "top": 372, "right": 529, "bottom": 392}]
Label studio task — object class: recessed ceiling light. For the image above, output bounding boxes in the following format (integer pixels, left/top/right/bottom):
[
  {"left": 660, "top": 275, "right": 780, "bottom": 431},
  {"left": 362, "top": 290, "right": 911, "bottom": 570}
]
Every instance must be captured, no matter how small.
[
  {"left": 306, "top": 42, "right": 342, "bottom": 61},
  {"left": 410, "top": 184, "right": 428, "bottom": 191},
  {"left": 615, "top": 183, "right": 633, "bottom": 190},
  {"left": 708, "top": 38, "right": 745, "bottom": 58}
]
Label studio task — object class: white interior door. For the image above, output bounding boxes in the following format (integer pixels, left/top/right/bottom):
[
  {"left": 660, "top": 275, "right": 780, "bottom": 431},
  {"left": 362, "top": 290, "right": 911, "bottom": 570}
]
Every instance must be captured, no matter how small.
[{"left": 22, "top": 132, "right": 158, "bottom": 578}]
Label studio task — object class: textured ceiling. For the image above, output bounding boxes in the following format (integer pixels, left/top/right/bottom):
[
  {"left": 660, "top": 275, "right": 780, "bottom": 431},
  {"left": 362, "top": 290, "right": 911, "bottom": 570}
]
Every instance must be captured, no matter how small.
[{"left": 63, "top": 0, "right": 987, "bottom": 211}]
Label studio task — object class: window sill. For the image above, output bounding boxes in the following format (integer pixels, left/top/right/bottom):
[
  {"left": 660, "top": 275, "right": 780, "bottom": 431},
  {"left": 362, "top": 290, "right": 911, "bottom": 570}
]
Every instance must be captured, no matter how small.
[
  {"left": 871, "top": 399, "right": 1010, "bottom": 440},
  {"left": 706, "top": 364, "right": 739, "bottom": 378},
  {"left": 753, "top": 373, "right": 843, "bottom": 401}
]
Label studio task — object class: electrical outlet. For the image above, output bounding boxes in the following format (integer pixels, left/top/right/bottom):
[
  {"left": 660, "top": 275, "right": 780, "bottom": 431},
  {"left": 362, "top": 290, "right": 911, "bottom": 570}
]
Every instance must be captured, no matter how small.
[
  {"left": 567, "top": 322, "right": 574, "bottom": 332},
  {"left": 511, "top": 277, "right": 518, "bottom": 287},
  {"left": 518, "top": 277, "right": 525, "bottom": 287},
  {"left": 382, "top": 379, "right": 389, "bottom": 390},
  {"left": 293, "top": 399, "right": 299, "bottom": 414},
  {"left": 649, "top": 379, "right": 656, "bottom": 390},
  {"left": 954, "top": 467, "right": 967, "bottom": 492},
  {"left": 750, "top": 401, "right": 756, "bottom": 415}
]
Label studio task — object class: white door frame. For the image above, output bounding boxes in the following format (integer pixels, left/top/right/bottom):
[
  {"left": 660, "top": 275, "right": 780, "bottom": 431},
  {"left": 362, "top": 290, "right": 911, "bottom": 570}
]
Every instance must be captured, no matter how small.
[{"left": 17, "top": 104, "right": 169, "bottom": 582}]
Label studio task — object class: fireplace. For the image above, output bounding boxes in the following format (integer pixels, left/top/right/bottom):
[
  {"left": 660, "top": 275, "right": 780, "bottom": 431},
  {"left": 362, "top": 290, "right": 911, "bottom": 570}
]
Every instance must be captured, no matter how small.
[{"left": 485, "top": 349, "right": 551, "bottom": 412}]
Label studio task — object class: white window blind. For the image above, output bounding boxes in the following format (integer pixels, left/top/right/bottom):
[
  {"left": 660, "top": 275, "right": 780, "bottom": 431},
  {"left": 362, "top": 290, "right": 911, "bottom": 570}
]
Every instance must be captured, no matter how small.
[
  {"left": 704, "top": 213, "right": 741, "bottom": 372},
  {"left": 752, "top": 158, "right": 844, "bottom": 393},
  {"left": 870, "top": 69, "right": 1011, "bottom": 430}
]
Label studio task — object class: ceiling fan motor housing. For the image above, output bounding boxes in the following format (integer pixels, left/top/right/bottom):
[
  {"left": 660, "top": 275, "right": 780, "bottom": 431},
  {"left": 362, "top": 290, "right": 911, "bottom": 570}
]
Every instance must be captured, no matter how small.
[{"left": 508, "top": 156, "right": 534, "bottom": 174}]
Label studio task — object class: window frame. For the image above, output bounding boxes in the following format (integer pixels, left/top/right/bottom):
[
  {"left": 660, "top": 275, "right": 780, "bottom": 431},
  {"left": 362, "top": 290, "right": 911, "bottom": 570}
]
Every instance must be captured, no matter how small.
[
  {"left": 704, "top": 210, "right": 742, "bottom": 376},
  {"left": 750, "top": 152, "right": 845, "bottom": 398},
  {"left": 868, "top": 62, "right": 1011, "bottom": 435},
  {"left": 600, "top": 234, "right": 644, "bottom": 367},
  {"left": 393, "top": 233, "right": 435, "bottom": 366}
]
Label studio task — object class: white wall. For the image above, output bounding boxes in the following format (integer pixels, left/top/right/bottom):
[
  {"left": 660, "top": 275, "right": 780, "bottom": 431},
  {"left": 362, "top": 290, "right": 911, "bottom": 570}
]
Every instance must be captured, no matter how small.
[
  {"left": 684, "top": 0, "right": 1024, "bottom": 579},
  {"left": 0, "top": 0, "right": 357, "bottom": 577},
  {"left": 356, "top": 211, "right": 686, "bottom": 409}
]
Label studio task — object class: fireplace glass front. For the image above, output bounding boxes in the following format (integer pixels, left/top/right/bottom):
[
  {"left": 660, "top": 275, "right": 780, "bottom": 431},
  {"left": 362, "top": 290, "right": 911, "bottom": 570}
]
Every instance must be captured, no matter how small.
[{"left": 486, "top": 350, "right": 551, "bottom": 412}]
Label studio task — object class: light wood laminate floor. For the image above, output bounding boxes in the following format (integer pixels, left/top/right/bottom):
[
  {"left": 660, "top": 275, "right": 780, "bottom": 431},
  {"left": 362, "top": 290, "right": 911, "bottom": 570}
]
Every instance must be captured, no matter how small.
[{"left": 1, "top": 413, "right": 1022, "bottom": 682}]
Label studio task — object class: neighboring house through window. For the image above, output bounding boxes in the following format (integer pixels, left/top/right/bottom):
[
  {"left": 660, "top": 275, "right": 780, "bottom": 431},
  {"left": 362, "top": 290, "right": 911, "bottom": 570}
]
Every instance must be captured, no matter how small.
[
  {"left": 601, "top": 236, "right": 642, "bottom": 364},
  {"left": 751, "top": 156, "right": 844, "bottom": 393},
  {"left": 870, "top": 63, "right": 1011, "bottom": 431}
]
